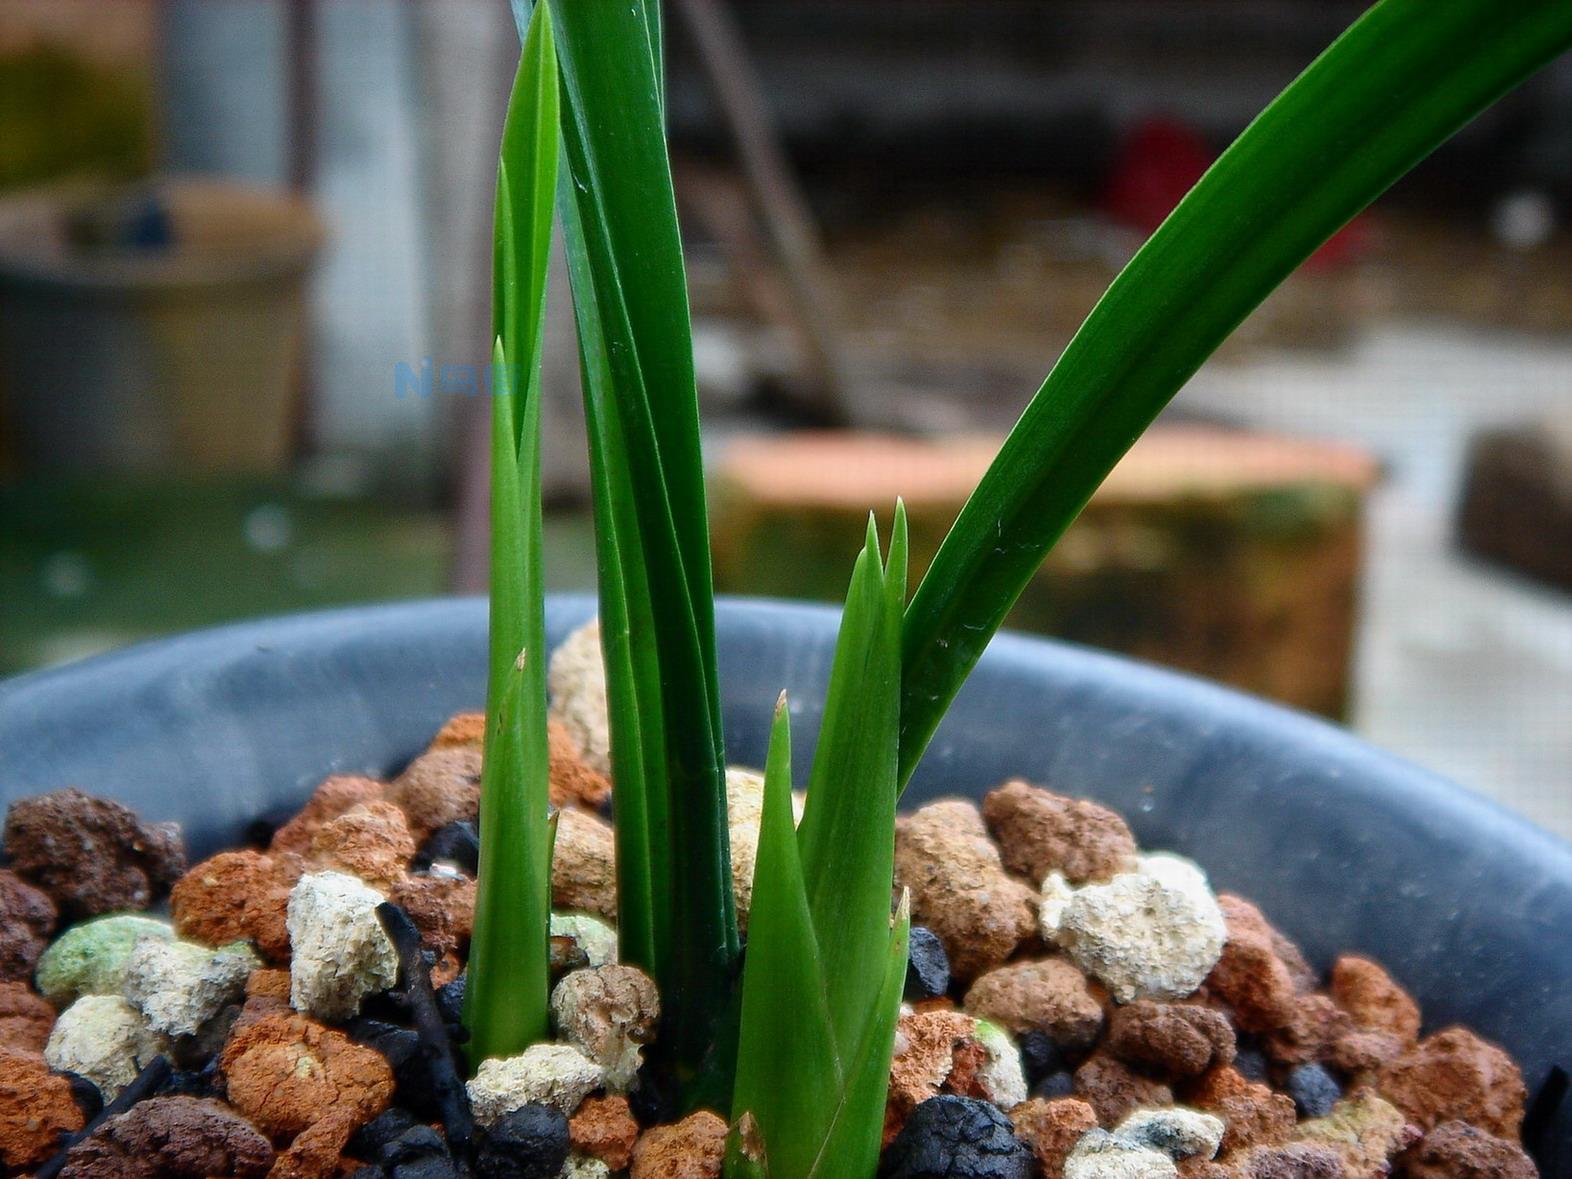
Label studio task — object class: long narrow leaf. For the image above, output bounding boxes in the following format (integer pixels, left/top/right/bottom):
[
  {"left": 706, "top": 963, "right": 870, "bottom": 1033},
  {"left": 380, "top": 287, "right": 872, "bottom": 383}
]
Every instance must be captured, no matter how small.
[
  {"left": 730, "top": 696, "right": 841, "bottom": 1179},
  {"left": 731, "top": 514, "right": 908, "bottom": 1178},
  {"left": 811, "top": 895, "right": 910, "bottom": 1179},
  {"left": 558, "top": 191, "right": 669, "bottom": 977},
  {"left": 545, "top": 0, "right": 737, "bottom": 1085},
  {"left": 464, "top": 1, "right": 557, "bottom": 1067},
  {"left": 797, "top": 506, "right": 906, "bottom": 1053},
  {"left": 898, "top": 0, "right": 1572, "bottom": 784}
]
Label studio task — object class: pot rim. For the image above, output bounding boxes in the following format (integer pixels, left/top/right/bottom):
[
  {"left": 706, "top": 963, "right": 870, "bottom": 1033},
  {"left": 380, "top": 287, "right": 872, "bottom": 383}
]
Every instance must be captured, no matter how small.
[
  {"left": 3, "top": 600, "right": 1559, "bottom": 848},
  {"left": 0, "top": 592, "right": 1565, "bottom": 863}
]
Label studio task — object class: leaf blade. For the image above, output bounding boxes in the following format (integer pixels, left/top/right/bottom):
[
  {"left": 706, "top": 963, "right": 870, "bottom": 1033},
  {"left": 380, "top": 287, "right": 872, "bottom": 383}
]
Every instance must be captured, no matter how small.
[
  {"left": 730, "top": 696, "right": 841, "bottom": 1179},
  {"left": 899, "top": 0, "right": 1572, "bottom": 784},
  {"left": 464, "top": 0, "right": 558, "bottom": 1067},
  {"left": 547, "top": 0, "right": 738, "bottom": 1087},
  {"left": 809, "top": 894, "right": 910, "bottom": 1179},
  {"left": 797, "top": 507, "right": 905, "bottom": 1055}
]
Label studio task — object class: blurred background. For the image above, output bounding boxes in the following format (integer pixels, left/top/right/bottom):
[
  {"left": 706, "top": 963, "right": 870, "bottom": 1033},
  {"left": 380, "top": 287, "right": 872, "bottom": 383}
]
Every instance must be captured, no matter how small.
[{"left": 1, "top": 1, "right": 1568, "bottom": 835}]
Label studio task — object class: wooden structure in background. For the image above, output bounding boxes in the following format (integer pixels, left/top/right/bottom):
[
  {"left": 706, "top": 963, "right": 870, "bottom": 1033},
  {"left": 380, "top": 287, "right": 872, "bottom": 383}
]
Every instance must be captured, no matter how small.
[{"left": 711, "top": 428, "right": 1380, "bottom": 718}]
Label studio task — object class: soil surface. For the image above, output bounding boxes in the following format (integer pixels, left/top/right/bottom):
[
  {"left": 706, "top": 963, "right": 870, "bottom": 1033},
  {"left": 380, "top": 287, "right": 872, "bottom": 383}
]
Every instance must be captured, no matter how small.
[{"left": 0, "top": 619, "right": 1553, "bottom": 1177}]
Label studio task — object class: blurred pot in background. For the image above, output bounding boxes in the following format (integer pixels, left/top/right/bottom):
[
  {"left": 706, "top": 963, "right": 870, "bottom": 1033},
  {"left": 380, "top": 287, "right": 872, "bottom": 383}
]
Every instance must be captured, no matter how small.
[{"left": 0, "top": 176, "right": 322, "bottom": 473}]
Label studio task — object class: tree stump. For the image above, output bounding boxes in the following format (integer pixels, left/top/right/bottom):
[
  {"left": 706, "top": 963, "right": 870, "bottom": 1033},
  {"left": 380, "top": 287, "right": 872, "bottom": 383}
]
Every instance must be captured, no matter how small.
[{"left": 710, "top": 427, "right": 1378, "bottom": 718}]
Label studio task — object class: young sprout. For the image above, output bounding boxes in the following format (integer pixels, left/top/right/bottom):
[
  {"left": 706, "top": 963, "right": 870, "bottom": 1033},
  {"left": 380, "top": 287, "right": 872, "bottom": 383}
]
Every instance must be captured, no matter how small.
[
  {"left": 729, "top": 510, "right": 911, "bottom": 1178},
  {"left": 463, "top": 0, "right": 557, "bottom": 1067}
]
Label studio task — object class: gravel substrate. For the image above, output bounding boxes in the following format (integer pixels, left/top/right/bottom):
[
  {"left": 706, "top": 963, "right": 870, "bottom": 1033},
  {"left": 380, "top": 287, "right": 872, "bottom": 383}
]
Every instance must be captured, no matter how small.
[{"left": 0, "top": 621, "right": 1553, "bottom": 1178}]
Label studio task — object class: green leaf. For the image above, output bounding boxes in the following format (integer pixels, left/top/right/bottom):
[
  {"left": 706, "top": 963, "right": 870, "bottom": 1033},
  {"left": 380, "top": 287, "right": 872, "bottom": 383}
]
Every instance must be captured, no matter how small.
[
  {"left": 491, "top": 6, "right": 558, "bottom": 453},
  {"left": 811, "top": 894, "right": 909, "bottom": 1178},
  {"left": 547, "top": 0, "right": 737, "bottom": 1087},
  {"left": 730, "top": 695, "right": 841, "bottom": 1179},
  {"left": 797, "top": 505, "right": 905, "bottom": 1053},
  {"left": 464, "top": 0, "right": 558, "bottom": 1067},
  {"left": 898, "top": 0, "right": 1572, "bottom": 784},
  {"left": 731, "top": 515, "right": 909, "bottom": 1178}
]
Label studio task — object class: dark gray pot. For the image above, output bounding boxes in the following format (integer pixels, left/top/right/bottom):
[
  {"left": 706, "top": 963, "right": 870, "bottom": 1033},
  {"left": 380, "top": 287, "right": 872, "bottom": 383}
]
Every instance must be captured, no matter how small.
[{"left": 1, "top": 596, "right": 1567, "bottom": 1167}]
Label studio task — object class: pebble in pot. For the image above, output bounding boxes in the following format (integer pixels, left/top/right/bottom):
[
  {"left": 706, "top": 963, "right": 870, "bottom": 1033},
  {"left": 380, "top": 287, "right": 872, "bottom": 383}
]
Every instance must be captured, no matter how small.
[
  {"left": 3, "top": 788, "right": 186, "bottom": 920},
  {"left": 0, "top": 1045, "right": 85, "bottom": 1171},
  {"left": 982, "top": 780, "right": 1138, "bottom": 885},
  {"left": 220, "top": 1010, "right": 395, "bottom": 1176},
  {"left": 963, "top": 957, "right": 1104, "bottom": 1053},
  {"left": 45, "top": 995, "right": 168, "bottom": 1100},
  {"left": 1104, "top": 1000, "right": 1235, "bottom": 1082},
  {"left": 286, "top": 871, "right": 399, "bottom": 1022},
  {"left": 0, "top": 979, "right": 55, "bottom": 1053},
  {"left": 547, "top": 619, "right": 612, "bottom": 778},
  {"left": 1061, "top": 1129, "right": 1176, "bottom": 1179},
  {"left": 34, "top": 915, "right": 173, "bottom": 1008},
  {"left": 386, "top": 748, "right": 483, "bottom": 842},
  {"left": 474, "top": 1103, "right": 572, "bottom": 1179},
  {"left": 894, "top": 800, "right": 1038, "bottom": 981},
  {"left": 1110, "top": 1107, "right": 1223, "bottom": 1161},
  {"left": 122, "top": 937, "right": 258, "bottom": 1038},
  {"left": 1041, "top": 853, "right": 1226, "bottom": 1004},
  {"left": 1400, "top": 1119, "right": 1540, "bottom": 1178},
  {"left": 1008, "top": 1096, "right": 1098, "bottom": 1178},
  {"left": 549, "top": 964, "right": 660, "bottom": 1092},
  {"left": 169, "top": 849, "right": 299, "bottom": 963},
  {"left": 887, "top": 1009, "right": 1022, "bottom": 1139},
  {"left": 268, "top": 773, "right": 385, "bottom": 856},
  {"left": 881, "top": 1095, "right": 1035, "bottom": 1179},
  {"left": 551, "top": 912, "right": 619, "bottom": 969},
  {"left": 56, "top": 1094, "right": 274, "bottom": 1177},
  {"left": 1293, "top": 1090, "right": 1420, "bottom": 1175},
  {"left": 1285, "top": 1062, "right": 1343, "bottom": 1120},
  {"left": 551, "top": 810, "right": 618, "bottom": 920},
  {"left": 0, "top": 868, "right": 57, "bottom": 982},
  {"left": 972, "top": 1020, "right": 1029, "bottom": 1109},
  {"left": 903, "top": 926, "right": 951, "bottom": 1001},
  {"left": 466, "top": 1043, "right": 604, "bottom": 1126},
  {"left": 568, "top": 1095, "right": 640, "bottom": 1173},
  {"left": 1375, "top": 1025, "right": 1527, "bottom": 1138},
  {"left": 629, "top": 1109, "right": 728, "bottom": 1178}
]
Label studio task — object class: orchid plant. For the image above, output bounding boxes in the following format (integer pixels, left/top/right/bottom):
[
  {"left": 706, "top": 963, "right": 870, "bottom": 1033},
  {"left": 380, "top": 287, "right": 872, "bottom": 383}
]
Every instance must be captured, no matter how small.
[{"left": 463, "top": 2, "right": 1572, "bottom": 1174}]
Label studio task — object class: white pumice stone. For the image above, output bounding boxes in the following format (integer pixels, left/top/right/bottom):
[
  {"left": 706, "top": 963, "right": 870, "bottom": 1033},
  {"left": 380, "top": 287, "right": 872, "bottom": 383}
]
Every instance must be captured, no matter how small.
[
  {"left": 973, "top": 1018, "right": 1029, "bottom": 1109},
  {"left": 550, "top": 964, "right": 660, "bottom": 1092},
  {"left": 561, "top": 1154, "right": 611, "bottom": 1179},
  {"left": 1113, "top": 1107, "right": 1225, "bottom": 1160},
  {"left": 1039, "top": 871, "right": 1075, "bottom": 936},
  {"left": 33, "top": 914, "right": 174, "bottom": 1007},
  {"left": 1136, "top": 852, "right": 1212, "bottom": 894},
  {"left": 551, "top": 912, "right": 619, "bottom": 968},
  {"left": 1065, "top": 1130, "right": 1179, "bottom": 1179},
  {"left": 123, "top": 936, "right": 258, "bottom": 1037},
  {"left": 724, "top": 767, "right": 768, "bottom": 828},
  {"left": 726, "top": 766, "right": 806, "bottom": 926},
  {"left": 547, "top": 620, "right": 611, "bottom": 776},
  {"left": 45, "top": 994, "right": 169, "bottom": 1100},
  {"left": 286, "top": 870, "right": 398, "bottom": 1022},
  {"left": 467, "top": 1043, "right": 605, "bottom": 1125},
  {"left": 1042, "top": 853, "right": 1226, "bottom": 1003}
]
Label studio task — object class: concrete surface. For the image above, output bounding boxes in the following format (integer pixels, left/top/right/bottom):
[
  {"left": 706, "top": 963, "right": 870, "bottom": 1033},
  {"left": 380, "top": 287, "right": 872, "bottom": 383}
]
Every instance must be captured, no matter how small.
[{"left": 1182, "top": 322, "right": 1572, "bottom": 840}]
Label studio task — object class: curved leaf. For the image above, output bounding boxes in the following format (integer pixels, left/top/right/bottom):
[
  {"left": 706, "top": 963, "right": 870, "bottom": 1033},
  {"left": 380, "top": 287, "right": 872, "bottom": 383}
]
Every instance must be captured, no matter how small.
[{"left": 899, "top": 0, "right": 1572, "bottom": 783}]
